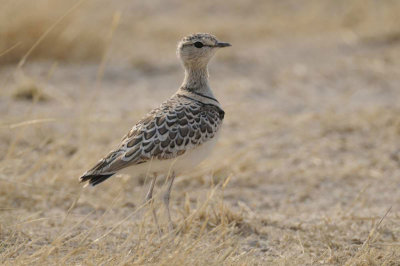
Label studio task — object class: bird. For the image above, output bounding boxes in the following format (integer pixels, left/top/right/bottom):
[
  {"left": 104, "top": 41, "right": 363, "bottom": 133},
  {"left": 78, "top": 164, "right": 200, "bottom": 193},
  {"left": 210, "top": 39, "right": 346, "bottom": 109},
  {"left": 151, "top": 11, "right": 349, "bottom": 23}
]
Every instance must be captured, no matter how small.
[{"left": 80, "top": 33, "right": 231, "bottom": 234}]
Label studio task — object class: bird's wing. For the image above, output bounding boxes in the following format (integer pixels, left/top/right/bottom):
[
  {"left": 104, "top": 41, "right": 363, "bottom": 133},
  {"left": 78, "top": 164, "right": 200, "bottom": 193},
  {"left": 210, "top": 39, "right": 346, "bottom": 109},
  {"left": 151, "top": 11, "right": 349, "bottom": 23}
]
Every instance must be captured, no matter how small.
[{"left": 79, "top": 94, "right": 224, "bottom": 186}]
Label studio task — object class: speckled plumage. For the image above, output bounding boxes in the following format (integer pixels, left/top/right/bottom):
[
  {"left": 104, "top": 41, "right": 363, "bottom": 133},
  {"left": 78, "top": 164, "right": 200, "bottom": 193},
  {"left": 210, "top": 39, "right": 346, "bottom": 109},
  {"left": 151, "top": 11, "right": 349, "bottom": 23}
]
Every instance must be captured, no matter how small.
[
  {"left": 80, "top": 93, "right": 224, "bottom": 185},
  {"left": 80, "top": 33, "right": 231, "bottom": 233}
]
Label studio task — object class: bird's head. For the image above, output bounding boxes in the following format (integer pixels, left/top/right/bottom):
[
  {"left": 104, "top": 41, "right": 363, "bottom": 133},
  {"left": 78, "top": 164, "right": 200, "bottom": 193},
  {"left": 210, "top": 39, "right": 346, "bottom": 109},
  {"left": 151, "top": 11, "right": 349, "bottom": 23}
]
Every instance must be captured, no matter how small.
[{"left": 177, "top": 33, "right": 231, "bottom": 69}]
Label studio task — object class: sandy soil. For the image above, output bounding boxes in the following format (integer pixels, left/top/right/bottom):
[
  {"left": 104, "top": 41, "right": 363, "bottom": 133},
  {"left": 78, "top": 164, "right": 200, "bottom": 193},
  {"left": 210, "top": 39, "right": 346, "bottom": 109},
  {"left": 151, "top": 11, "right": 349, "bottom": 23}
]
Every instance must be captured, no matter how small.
[{"left": 1, "top": 1, "right": 400, "bottom": 265}]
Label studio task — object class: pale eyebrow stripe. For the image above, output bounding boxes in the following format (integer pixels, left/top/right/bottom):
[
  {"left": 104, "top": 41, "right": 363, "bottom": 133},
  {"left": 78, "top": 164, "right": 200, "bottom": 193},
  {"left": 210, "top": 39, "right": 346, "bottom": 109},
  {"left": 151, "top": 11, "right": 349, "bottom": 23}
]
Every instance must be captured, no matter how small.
[{"left": 181, "top": 43, "right": 216, "bottom": 48}]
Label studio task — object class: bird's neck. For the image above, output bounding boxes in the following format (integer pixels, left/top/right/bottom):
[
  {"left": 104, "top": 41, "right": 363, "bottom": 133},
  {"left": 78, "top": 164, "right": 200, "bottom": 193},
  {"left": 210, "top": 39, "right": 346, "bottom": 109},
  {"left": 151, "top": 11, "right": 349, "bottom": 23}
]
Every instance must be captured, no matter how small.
[
  {"left": 177, "top": 65, "right": 221, "bottom": 107},
  {"left": 181, "top": 66, "right": 213, "bottom": 96}
]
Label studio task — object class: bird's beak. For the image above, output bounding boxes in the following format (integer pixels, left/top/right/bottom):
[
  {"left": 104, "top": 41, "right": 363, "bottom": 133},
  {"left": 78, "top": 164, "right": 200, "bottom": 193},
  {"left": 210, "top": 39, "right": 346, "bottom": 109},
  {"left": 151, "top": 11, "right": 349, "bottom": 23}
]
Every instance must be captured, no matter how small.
[{"left": 216, "top": 42, "right": 231, "bottom": 48}]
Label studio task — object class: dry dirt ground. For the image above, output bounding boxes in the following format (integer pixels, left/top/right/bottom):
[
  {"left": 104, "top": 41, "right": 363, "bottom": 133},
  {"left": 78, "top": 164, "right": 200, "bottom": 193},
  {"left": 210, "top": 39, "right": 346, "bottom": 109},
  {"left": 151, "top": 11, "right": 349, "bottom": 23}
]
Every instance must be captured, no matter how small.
[{"left": 1, "top": 1, "right": 400, "bottom": 265}]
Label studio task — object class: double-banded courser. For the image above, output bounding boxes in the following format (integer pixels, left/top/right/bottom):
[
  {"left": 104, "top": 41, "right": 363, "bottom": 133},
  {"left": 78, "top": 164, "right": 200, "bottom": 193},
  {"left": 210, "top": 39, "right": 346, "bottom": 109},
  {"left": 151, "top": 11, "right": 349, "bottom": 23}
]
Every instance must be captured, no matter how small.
[{"left": 80, "top": 33, "right": 231, "bottom": 233}]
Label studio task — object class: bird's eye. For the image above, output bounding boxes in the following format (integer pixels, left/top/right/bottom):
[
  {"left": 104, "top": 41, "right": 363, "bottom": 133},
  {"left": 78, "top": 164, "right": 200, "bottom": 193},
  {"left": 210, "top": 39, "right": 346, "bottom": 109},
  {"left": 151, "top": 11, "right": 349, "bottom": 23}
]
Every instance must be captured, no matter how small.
[{"left": 194, "top": 42, "right": 204, "bottom": 48}]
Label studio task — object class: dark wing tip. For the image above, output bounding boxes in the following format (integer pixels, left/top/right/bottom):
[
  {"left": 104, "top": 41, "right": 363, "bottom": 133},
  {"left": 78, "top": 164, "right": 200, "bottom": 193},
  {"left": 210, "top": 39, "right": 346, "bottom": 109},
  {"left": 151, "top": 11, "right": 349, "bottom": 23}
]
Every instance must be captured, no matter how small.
[{"left": 79, "top": 173, "right": 114, "bottom": 186}]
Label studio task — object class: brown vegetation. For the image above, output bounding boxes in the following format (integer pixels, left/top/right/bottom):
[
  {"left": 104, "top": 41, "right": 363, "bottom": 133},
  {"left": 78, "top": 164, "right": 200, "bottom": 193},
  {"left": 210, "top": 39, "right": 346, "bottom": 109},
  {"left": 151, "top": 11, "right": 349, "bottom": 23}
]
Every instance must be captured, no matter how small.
[{"left": 1, "top": 0, "right": 400, "bottom": 264}]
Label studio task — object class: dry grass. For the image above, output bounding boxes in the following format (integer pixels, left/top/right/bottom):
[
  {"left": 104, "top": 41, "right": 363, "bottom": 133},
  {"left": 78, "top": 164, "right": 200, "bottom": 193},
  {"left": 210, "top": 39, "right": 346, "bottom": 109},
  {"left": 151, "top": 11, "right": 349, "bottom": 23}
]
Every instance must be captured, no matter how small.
[
  {"left": 1, "top": 0, "right": 400, "bottom": 265},
  {"left": 1, "top": 0, "right": 400, "bottom": 64}
]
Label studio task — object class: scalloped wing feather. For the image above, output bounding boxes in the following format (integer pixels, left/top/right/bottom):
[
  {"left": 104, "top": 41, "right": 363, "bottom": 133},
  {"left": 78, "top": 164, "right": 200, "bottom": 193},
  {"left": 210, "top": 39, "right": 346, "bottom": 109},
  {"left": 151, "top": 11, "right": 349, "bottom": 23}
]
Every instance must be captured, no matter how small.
[{"left": 80, "top": 94, "right": 224, "bottom": 183}]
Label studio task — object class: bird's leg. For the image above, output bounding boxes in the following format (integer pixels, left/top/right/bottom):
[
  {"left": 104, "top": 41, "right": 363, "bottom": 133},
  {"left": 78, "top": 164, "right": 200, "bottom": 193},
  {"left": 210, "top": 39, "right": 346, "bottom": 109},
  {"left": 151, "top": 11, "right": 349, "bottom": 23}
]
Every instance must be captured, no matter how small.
[
  {"left": 145, "top": 174, "right": 157, "bottom": 202},
  {"left": 145, "top": 174, "right": 161, "bottom": 237},
  {"left": 163, "top": 172, "right": 176, "bottom": 232}
]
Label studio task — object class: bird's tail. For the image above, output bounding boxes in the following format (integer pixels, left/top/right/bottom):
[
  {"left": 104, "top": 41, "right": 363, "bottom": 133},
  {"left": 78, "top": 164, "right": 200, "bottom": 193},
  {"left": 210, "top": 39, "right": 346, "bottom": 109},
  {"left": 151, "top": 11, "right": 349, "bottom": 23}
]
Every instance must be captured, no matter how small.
[
  {"left": 80, "top": 149, "right": 124, "bottom": 186},
  {"left": 79, "top": 173, "right": 115, "bottom": 186}
]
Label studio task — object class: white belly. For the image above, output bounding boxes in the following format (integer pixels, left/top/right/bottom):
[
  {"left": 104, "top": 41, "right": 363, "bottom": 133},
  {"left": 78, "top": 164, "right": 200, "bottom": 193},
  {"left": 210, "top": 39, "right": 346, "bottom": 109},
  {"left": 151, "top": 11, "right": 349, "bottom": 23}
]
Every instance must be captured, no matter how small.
[{"left": 119, "top": 135, "right": 219, "bottom": 177}]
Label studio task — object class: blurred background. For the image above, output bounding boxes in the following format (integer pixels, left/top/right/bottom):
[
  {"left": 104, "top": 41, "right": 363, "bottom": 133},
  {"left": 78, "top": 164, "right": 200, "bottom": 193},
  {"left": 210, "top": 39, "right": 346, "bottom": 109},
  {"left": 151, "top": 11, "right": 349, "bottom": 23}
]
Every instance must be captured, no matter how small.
[
  {"left": 1, "top": 0, "right": 400, "bottom": 264},
  {"left": 1, "top": 0, "right": 400, "bottom": 63}
]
